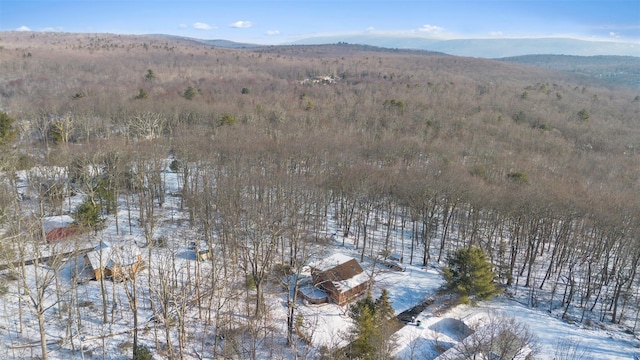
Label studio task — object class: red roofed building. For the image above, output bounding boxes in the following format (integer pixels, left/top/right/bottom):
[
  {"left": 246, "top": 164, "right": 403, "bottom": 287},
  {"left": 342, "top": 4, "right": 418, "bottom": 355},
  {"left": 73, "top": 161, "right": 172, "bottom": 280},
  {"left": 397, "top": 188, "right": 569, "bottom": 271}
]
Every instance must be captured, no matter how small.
[{"left": 46, "top": 226, "right": 81, "bottom": 243}]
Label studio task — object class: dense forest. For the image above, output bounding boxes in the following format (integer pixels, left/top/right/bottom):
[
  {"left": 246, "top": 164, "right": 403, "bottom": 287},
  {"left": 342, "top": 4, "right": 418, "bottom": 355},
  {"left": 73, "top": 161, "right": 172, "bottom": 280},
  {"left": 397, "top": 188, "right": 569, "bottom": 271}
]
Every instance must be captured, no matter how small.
[{"left": 0, "top": 32, "right": 639, "bottom": 359}]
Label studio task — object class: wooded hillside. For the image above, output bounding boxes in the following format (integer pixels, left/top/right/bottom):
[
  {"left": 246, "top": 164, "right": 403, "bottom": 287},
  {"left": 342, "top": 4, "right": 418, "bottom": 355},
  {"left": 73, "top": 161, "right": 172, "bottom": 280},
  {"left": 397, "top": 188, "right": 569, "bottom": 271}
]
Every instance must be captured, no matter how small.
[{"left": 0, "top": 31, "right": 638, "bottom": 358}]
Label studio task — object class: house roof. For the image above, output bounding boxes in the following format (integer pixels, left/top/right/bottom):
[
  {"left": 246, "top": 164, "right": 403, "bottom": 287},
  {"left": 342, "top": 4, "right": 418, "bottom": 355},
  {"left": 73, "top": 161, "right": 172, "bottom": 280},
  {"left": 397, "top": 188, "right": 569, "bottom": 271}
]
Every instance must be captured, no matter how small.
[
  {"left": 46, "top": 226, "right": 81, "bottom": 242},
  {"left": 311, "top": 254, "right": 367, "bottom": 293},
  {"left": 310, "top": 253, "right": 356, "bottom": 272},
  {"left": 333, "top": 271, "right": 369, "bottom": 293},
  {"left": 43, "top": 215, "right": 75, "bottom": 232},
  {"left": 85, "top": 241, "right": 141, "bottom": 270}
]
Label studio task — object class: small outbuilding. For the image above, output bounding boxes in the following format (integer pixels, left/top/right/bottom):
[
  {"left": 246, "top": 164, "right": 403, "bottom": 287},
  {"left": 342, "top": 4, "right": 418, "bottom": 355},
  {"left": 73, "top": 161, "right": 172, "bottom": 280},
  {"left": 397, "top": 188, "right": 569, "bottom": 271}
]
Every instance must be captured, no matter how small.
[
  {"left": 310, "top": 254, "right": 369, "bottom": 306},
  {"left": 197, "top": 249, "right": 211, "bottom": 262},
  {"left": 84, "top": 242, "right": 142, "bottom": 281}
]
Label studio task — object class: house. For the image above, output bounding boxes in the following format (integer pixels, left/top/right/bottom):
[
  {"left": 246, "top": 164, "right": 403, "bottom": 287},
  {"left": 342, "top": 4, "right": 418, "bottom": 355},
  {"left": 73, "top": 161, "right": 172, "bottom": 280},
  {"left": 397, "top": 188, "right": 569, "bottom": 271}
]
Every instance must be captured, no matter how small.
[
  {"left": 43, "top": 215, "right": 79, "bottom": 243},
  {"left": 46, "top": 226, "right": 81, "bottom": 243},
  {"left": 84, "top": 242, "right": 142, "bottom": 280},
  {"left": 310, "top": 254, "right": 369, "bottom": 306}
]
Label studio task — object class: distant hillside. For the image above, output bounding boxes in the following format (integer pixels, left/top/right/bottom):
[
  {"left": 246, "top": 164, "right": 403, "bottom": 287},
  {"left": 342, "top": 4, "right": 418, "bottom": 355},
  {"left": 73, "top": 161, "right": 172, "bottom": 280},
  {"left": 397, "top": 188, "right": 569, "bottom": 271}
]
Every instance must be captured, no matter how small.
[
  {"left": 197, "top": 39, "right": 262, "bottom": 48},
  {"left": 292, "top": 35, "right": 640, "bottom": 58},
  {"left": 249, "top": 43, "right": 446, "bottom": 58},
  {"left": 498, "top": 55, "right": 640, "bottom": 88},
  {"left": 148, "top": 34, "right": 260, "bottom": 48}
]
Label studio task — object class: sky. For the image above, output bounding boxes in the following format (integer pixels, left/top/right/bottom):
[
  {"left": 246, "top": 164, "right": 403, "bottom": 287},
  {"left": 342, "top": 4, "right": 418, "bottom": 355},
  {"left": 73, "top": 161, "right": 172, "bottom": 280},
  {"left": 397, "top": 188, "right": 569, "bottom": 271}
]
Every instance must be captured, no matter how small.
[{"left": 1, "top": 0, "right": 639, "bottom": 45}]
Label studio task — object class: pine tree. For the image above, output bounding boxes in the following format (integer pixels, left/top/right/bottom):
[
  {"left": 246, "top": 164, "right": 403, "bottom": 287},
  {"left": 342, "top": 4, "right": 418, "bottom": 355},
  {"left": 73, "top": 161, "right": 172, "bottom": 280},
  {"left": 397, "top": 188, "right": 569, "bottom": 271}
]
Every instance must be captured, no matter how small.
[
  {"left": 443, "top": 247, "right": 499, "bottom": 302},
  {"left": 183, "top": 86, "right": 197, "bottom": 100},
  {"left": 0, "top": 112, "right": 18, "bottom": 170},
  {"left": 374, "top": 289, "right": 395, "bottom": 322},
  {"left": 144, "top": 69, "right": 156, "bottom": 81},
  {"left": 349, "top": 299, "right": 378, "bottom": 359},
  {"left": 0, "top": 111, "right": 17, "bottom": 148},
  {"left": 348, "top": 291, "right": 397, "bottom": 359},
  {"left": 74, "top": 199, "right": 103, "bottom": 230}
]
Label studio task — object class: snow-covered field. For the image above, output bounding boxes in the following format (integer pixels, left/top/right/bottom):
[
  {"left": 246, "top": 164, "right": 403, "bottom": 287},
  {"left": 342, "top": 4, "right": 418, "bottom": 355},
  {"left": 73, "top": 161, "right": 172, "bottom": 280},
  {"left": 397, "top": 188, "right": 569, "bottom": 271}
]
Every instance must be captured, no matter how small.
[{"left": 0, "top": 161, "right": 638, "bottom": 359}]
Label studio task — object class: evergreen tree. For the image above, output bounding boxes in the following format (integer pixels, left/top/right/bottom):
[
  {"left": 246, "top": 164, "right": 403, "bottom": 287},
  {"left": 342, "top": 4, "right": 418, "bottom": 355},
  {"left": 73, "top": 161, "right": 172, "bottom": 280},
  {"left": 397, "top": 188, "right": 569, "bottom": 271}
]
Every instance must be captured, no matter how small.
[
  {"left": 219, "top": 113, "right": 237, "bottom": 126},
  {"left": 443, "top": 247, "right": 499, "bottom": 302},
  {"left": 349, "top": 298, "right": 378, "bottom": 359},
  {"left": 74, "top": 198, "right": 103, "bottom": 230},
  {"left": 0, "top": 111, "right": 17, "bottom": 148},
  {"left": 134, "top": 88, "right": 149, "bottom": 99},
  {"left": 374, "top": 289, "right": 395, "bottom": 322},
  {"left": 0, "top": 112, "right": 17, "bottom": 170},
  {"left": 144, "top": 69, "right": 156, "bottom": 81},
  {"left": 183, "top": 86, "right": 197, "bottom": 100},
  {"left": 348, "top": 292, "right": 397, "bottom": 359}
]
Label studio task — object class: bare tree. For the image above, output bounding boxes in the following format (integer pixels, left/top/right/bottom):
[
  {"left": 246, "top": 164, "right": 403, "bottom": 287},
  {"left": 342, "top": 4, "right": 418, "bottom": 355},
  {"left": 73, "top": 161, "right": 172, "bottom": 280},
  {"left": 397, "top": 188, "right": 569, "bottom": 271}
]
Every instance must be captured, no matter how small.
[
  {"left": 440, "top": 312, "right": 538, "bottom": 360},
  {"left": 552, "top": 338, "right": 590, "bottom": 360},
  {"left": 15, "top": 223, "right": 73, "bottom": 360}
]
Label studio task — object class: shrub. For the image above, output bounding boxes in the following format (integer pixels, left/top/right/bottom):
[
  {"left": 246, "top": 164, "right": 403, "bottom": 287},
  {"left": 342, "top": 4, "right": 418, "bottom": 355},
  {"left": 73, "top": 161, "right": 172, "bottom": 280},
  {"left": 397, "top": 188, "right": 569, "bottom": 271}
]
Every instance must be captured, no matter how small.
[
  {"left": 513, "top": 110, "right": 526, "bottom": 124},
  {"left": 470, "top": 165, "right": 488, "bottom": 180},
  {"left": 169, "top": 159, "right": 181, "bottom": 172},
  {"left": 183, "top": 86, "right": 197, "bottom": 100},
  {"left": 219, "top": 113, "right": 237, "bottom": 126},
  {"left": 304, "top": 100, "right": 314, "bottom": 111},
  {"left": 507, "top": 171, "right": 528, "bottom": 184},
  {"left": 78, "top": 300, "right": 94, "bottom": 308},
  {"left": 577, "top": 109, "right": 590, "bottom": 122},
  {"left": 246, "top": 275, "right": 256, "bottom": 290},
  {"left": 133, "top": 345, "right": 153, "bottom": 360},
  {"left": 154, "top": 236, "right": 168, "bottom": 248},
  {"left": 134, "top": 88, "right": 148, "bottom": 99},
  {"left": 15, "top": 154, "right": 36, "bottom": 170}
]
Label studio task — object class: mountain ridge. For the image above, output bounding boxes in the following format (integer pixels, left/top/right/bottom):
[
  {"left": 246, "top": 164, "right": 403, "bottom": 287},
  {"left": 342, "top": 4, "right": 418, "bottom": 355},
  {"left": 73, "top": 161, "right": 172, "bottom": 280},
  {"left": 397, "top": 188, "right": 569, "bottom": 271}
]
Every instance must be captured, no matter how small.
[{"left": 291, "top": 35, "right": 640, "bottom": 58}]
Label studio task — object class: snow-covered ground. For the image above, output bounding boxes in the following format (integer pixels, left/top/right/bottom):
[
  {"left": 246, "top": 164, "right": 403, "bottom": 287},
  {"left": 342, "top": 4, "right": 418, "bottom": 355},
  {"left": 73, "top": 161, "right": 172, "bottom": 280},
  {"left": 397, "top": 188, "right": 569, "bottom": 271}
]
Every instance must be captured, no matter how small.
[
  {"left": 1, "top": 160, "right": 638, "bottom": 359},
  {"left": 292, "top": 240, "right": 639, "bottom": 359}
]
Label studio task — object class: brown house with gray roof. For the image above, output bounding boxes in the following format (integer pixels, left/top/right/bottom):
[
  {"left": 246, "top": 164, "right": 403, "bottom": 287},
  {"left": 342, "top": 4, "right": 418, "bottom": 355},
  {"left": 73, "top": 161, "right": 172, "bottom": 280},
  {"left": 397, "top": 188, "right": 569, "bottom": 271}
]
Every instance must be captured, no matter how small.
[{"left": 310, "top": 254, "right": 369, "bottom": 306}]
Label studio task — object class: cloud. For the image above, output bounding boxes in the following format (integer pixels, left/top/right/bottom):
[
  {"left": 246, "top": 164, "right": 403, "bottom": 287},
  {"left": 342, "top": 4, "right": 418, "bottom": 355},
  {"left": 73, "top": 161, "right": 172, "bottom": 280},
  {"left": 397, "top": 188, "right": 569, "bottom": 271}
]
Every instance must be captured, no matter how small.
[
  {"left": 16, "top": 25, "right": 31, "bottom": 31},
  {"left": 265, "top": 30, "right": 280, "bottom": 36},
  {"left": 230, "top": 21, "right": 253, "bottom": 29},
  {"left": 41, "top": 27, "right": 63, "bottom": 32},
  {"left": 418, "top": 24, "right": 443, "bottom": 33},
  {"left": 609, "top": 32, "right": 620, "bottom": 38},
  {"left": 179, "top": 24, "right": 188, "bottom": 29},
  {"left": 193, "top": 22, "right": 216, "bottom": 30},
  {"left": 488, "top": 31, "right": 504, "bottom": 37},
  {"left": 365, "top": 26, "right": 375, "bottom": 32}
]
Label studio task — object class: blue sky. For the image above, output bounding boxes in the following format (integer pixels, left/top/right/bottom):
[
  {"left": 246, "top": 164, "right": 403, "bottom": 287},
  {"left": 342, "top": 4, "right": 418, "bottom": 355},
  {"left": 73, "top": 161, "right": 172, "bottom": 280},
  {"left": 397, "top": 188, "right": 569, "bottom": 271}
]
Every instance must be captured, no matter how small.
[{"left": 1, "top": 0, "right": 639, "bottom": 45}]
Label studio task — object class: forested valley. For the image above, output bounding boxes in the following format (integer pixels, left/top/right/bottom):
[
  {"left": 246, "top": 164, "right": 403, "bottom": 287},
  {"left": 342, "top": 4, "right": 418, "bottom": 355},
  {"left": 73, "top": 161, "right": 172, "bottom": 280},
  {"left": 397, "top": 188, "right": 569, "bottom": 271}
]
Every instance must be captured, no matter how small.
[{"left": 0, "top": 32, "right": 638, "bottom": 359}]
